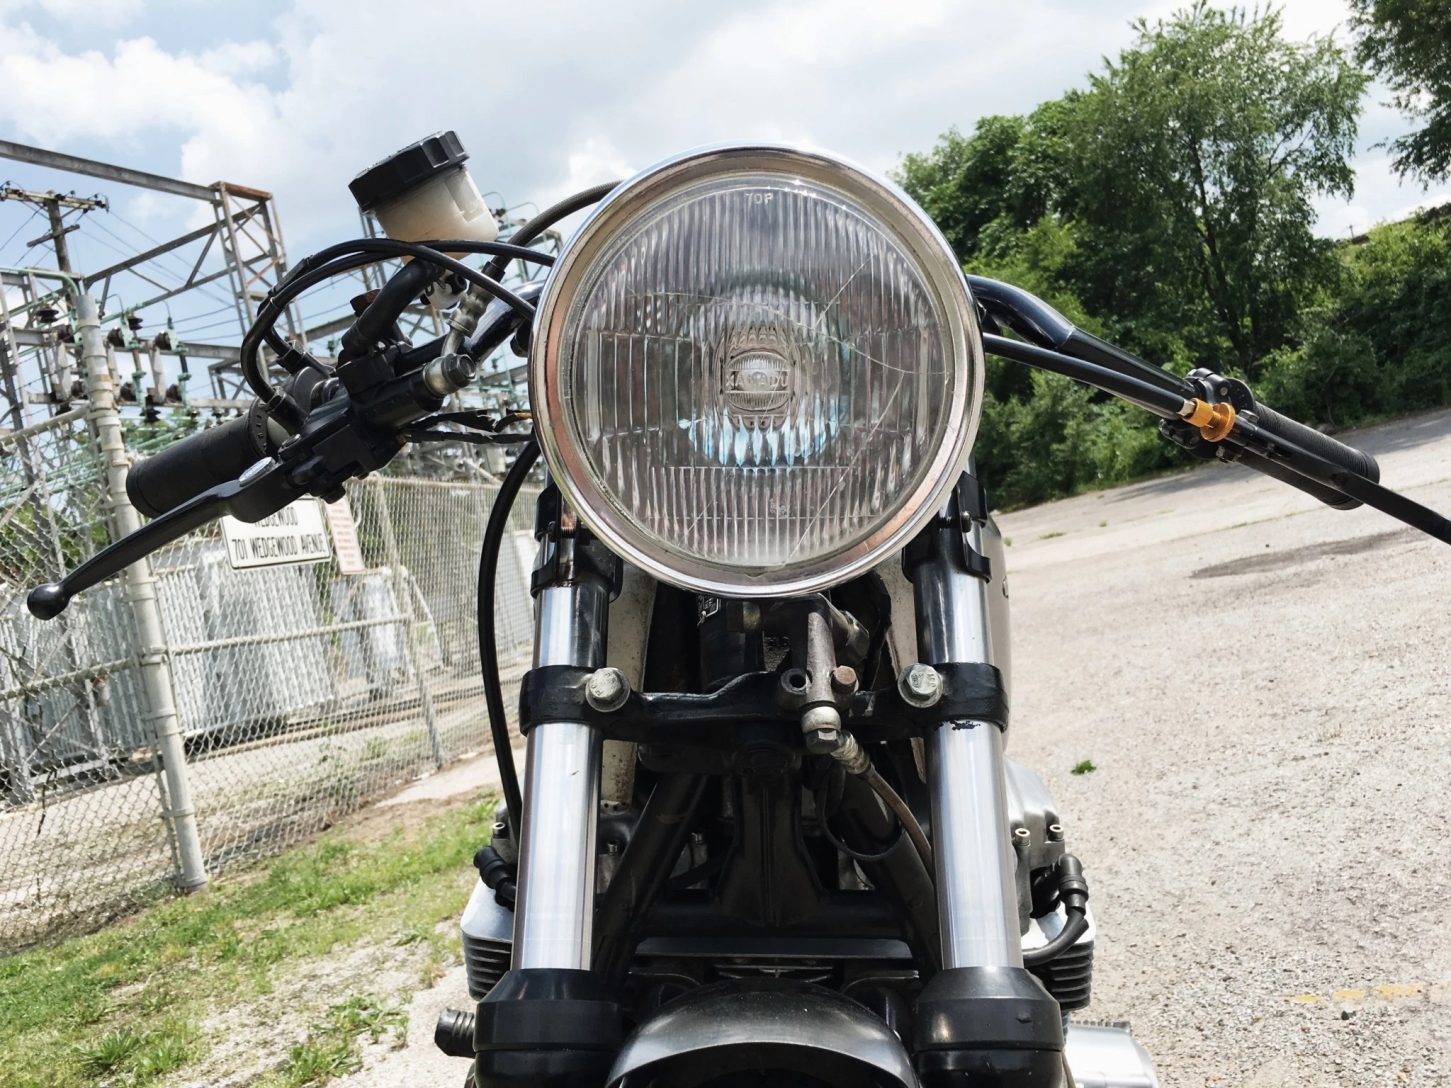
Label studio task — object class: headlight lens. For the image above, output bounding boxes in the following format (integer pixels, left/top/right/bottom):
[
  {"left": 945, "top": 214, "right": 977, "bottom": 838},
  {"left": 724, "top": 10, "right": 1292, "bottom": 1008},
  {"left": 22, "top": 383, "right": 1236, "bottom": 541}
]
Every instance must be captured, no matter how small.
[{"left": 531, "top": 145, "right": 982, "bottom": 596}]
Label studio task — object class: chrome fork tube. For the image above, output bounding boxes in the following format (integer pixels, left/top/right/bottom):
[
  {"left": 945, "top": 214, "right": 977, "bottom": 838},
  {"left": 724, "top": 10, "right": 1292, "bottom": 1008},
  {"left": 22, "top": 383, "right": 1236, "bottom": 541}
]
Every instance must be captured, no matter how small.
[
  {"left": 511, "top": 538, "right": 610, "bottom": 971},
  {"left": 913, "top": 519, "right": 1023, "bottom": 971}
]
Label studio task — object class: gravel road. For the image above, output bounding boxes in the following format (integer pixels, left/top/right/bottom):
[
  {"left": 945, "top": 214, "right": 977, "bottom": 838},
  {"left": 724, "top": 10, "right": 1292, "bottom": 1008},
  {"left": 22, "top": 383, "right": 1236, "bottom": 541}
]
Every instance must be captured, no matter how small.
[
  {"left": 337, "top": 409, "right": 1451, "bottom": 1087},
  {"left": 1002, "top": 408, "right": 1451, "bottom": 1086}
]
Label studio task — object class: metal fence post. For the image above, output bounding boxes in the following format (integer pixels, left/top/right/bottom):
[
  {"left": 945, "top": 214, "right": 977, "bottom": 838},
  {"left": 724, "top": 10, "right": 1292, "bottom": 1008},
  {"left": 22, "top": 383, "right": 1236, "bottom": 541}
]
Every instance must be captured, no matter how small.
[
  {"left": 75, "top": 293, "right": 209, "bottom": 892},
  {"left": 374, "top": 480, "right": 444, "bottom": 767}
]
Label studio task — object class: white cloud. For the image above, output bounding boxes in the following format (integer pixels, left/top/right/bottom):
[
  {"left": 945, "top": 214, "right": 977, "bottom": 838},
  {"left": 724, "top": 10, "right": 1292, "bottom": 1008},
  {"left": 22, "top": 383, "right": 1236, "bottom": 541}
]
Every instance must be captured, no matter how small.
[
  {"left": 0, "top": 30, "right": 279, "bottom": 156},
  {"left": 556, "top": 137, "right": 634, "bottom": 204},
  {"left": 1314, "top": 151, "right": 1451, "bottom": 238}
]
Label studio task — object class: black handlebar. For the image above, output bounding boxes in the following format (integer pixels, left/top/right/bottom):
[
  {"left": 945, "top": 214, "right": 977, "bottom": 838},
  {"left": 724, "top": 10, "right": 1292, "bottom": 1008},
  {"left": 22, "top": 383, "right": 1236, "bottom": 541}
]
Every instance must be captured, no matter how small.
[
  {"left": 968, "top": 276, "right": 1393, "bottom": 514},
  {"left": 1249, "top": 401, "right": 1380, "bottom": 494},
  {"left": 25, "top": 263, "right": 537, "bottom": 621},
  {"left": 127, "top": 404, "right": 284, "bottom": 518},
  {"left": 26, "top": 260, "right": 1448, "bottom": 625},
  {"left": 1173, "top": 370, "right": 1381, "bottom": 512}
]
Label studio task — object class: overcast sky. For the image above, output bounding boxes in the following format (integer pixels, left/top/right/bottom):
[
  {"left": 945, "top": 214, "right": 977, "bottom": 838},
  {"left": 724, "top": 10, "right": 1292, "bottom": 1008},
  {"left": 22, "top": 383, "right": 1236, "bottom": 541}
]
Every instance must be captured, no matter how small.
[{"left": 2, "top": 0, "right": 1447, "bottom": 336}]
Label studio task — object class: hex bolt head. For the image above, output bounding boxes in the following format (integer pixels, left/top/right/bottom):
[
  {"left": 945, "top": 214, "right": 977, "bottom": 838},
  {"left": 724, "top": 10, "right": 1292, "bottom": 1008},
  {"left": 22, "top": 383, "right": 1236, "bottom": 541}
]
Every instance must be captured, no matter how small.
[
  {"left": 899, "top": 663, "right": 943, "bottom": 708},
  {"left": 443, "top": 352, "right": 477, "bottom": 386},
  {"left": 830, "top": 665, "right": 859, "bottom": 694},
  {"left": 585, "top": 666, "right": 630, "bottom": 712},
  {"left": 805, "top": 727, "right": 840, "bottom": 754}
]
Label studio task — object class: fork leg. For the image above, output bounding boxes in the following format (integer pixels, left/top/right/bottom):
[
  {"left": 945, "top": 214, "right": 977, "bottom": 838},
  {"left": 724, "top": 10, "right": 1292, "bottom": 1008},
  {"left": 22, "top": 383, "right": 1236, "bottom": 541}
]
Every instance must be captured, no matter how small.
[
  {"left": 908, "top": 476, "right": 1067, "bottom": 1088},
  {"left": 473, "top": 528, "right": 621, "bottom": 1087},
  {"left": 511, "top": 564, "right": 608, "bottom": 970},
  {"left": 912, "top": 514, "right": 1022, "bottom": 971}
]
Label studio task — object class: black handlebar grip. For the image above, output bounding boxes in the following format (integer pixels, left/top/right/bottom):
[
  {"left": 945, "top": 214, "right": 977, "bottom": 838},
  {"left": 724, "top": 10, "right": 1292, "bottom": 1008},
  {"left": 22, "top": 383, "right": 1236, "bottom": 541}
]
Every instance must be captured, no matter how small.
[
  {"left": 1250, "top": 402, "right": 1380, "bottom": 511},
  {"left": 1233, "top": 447, "right": 1363, "bottom": 510},
  {"left": 126, "top": 405, "right": 282, "bottom": 518}
]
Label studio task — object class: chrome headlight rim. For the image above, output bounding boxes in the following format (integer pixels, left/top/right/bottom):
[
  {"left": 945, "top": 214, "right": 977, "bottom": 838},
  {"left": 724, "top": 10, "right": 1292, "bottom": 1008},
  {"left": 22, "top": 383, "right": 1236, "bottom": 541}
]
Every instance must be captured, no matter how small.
[{"left": 530, "top": 142, "right": 984, "bottom": 599}]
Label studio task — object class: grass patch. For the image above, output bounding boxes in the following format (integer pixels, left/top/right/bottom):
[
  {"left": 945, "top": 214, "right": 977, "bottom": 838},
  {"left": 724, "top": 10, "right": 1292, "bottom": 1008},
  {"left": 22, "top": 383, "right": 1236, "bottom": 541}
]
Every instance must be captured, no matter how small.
[
  {"left": 0, "top": 798, "right": 494, "bottom": 1088},
  {"left": 1071, "top": 759, "right": 1097, "bottom": 775},
  {"left": 260, "top": 995, "right": 406, "bottom": 1088},
  {"left": 1037, "top": 530, "right": 1067, "bottom": 540},
  {"left": 72, "top": 1020, "right": 198, "bottom": 1084}
]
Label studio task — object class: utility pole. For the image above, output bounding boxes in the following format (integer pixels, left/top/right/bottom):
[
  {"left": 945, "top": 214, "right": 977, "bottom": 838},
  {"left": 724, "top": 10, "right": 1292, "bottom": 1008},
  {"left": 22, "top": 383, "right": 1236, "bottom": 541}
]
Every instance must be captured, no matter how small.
[
  {"left": 0, "top": 184, "right": 107, "bottom": 274},
  {"left": 75, "top": 292, "right": 209, "bottom": 893}
]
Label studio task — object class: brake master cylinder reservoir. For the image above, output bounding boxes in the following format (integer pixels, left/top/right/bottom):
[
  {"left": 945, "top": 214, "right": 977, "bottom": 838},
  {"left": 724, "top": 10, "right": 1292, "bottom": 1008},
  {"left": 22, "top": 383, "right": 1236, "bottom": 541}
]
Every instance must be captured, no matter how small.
[{"left": 348, "top": 131, "right": 498, "bottom": 245}]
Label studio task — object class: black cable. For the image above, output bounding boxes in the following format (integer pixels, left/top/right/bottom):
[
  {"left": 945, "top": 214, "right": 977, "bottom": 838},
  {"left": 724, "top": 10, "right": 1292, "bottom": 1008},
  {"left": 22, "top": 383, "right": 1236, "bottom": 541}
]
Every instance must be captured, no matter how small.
[
  {"left": 414, "top": 408, "right": 532, "bottom": 429},
  {"left": 982, "top": 332, "right": 1190, "bottom": 418},
  {"left": 483, "top": 181, "right": 620, "bottom": 282},
  {"left": 241, "top": 240, "right": 556, "bottom": 402},
  {"left": 263, "top": 326, "right": 291, "bottom": 357},
  {"left": 297, "top": 238, "right": 551, "bottom": 316},
  {"left": 1025, "top": 854, "right": 1090, "bottom": 967},
  {"left": 241, "top": 251, "right": 381, "bottom": 402},
  {"left": 1230, "top": 417, "right": 1451, "bottom": 546},
  {"left": 477, "top": 440, "right": 540, "bottom": 840}
]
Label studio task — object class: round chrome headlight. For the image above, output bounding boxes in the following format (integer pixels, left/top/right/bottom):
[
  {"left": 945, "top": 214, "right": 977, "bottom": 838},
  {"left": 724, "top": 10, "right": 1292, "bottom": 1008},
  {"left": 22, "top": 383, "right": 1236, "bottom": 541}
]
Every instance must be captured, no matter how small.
[{"left": 530, "top": 144, "right": 983, "bottom": 597}]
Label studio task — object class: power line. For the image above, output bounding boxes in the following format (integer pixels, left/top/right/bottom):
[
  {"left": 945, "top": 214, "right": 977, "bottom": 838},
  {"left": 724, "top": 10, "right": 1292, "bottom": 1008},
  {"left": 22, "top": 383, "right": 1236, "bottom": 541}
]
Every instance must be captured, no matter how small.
[
  {"left": 164, "top": 302, "right": 236, "bottom": 327},
  {"left": 0, "top": 207, "right": 42, "bottom": 256},
  {"left": 85, "top": 216, "right": 236, "bottom": 311},
  {"left": 107, "top": 209, "right": 238, "bottom": 306}
]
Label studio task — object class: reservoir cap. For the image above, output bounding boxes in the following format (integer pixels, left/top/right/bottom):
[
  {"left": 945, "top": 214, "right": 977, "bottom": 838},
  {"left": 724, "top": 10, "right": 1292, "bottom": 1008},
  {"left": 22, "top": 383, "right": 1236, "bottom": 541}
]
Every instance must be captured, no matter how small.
[{"left": 349, "top": 131, "right": 469, "bottom": 212}]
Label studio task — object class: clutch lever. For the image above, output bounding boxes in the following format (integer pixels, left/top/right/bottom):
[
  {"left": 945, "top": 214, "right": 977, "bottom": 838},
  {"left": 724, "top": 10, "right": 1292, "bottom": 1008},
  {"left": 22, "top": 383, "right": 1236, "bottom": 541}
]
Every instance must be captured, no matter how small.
[
  {"left": 27, "top": 459, "right": 300, "bottom": 620},
  {"left": 29, "top": 309, "right": 496, "bottom": 621}
]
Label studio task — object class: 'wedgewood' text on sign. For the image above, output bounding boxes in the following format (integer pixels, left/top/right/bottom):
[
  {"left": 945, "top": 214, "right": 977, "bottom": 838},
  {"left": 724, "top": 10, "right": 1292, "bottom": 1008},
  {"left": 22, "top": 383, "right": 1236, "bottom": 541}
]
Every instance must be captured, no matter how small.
[{"left": 221, "top": 500, "right": 332, "bottom": 569}]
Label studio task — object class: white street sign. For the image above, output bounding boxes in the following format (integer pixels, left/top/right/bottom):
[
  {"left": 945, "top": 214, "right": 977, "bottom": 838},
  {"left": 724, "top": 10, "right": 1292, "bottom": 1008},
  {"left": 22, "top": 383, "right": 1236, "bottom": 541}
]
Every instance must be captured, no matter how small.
[{"left": 221, "top": 499, "right": 332, "bottom": 569}]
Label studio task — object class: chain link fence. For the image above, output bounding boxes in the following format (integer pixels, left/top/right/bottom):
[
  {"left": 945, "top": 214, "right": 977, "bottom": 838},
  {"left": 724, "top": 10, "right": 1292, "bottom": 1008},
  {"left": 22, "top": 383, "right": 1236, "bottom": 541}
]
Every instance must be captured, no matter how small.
[{"left": 1, "top": 301, "right": 539, "bottom": 950}]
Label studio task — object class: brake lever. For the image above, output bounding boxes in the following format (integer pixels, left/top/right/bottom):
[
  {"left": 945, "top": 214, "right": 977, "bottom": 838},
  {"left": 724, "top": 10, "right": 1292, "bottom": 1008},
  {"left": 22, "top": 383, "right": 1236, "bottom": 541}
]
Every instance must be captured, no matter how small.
[{"left": 27, "top": 459, "right": 300, "bottom": 620}]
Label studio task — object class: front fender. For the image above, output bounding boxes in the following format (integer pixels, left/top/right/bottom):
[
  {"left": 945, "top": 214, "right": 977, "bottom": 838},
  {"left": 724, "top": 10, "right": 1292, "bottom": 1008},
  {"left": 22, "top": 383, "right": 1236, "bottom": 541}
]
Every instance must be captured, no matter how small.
[{"left": 606, "top": 979, "right": 920, "bottom": 1088}]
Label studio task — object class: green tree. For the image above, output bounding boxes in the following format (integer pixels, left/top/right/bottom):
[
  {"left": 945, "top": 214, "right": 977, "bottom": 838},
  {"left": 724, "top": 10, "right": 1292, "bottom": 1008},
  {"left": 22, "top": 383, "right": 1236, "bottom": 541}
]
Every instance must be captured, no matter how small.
[
  {"left": 899, "top": 5, "right": 1367, "bottom": 377},
  {"left": 1070, "top": 3, "right": 1368, "bottom": 375},
  {"left": 894, "top": 4, "right": 1421, "bottom": 508},
  {"left": 897, "top": 114, "right": 1060, "bottom": 262},
  {"left": 1259, "top": 214, "right": 1451, "bottom": 425},
  {"left": 1350, "top": 0, "right": 1451, "bottom": 183}
]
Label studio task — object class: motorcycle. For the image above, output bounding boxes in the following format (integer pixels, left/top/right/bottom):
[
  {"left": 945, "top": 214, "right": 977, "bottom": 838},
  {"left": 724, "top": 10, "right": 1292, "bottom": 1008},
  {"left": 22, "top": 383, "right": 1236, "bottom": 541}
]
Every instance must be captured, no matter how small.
[{"left": 30, "top": 134, "right": 1451, "bottom": 1088}]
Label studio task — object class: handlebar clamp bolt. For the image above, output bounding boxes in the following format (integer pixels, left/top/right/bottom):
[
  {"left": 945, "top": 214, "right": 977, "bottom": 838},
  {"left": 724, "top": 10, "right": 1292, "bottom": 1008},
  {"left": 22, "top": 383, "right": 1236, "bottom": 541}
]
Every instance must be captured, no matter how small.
[
  {"left": 899, "top": 663, "right": 943, "bottom": 708},
  {"left": 585, "top": 667, "right": 630, "bottom": 713}
]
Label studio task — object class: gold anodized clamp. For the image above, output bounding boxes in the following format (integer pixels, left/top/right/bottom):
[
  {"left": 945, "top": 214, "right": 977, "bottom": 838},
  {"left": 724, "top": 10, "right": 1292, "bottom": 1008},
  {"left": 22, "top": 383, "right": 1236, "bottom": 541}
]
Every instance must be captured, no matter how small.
[{"left": 1180, "top": 398, "right": 1237, "bottom": 442}]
